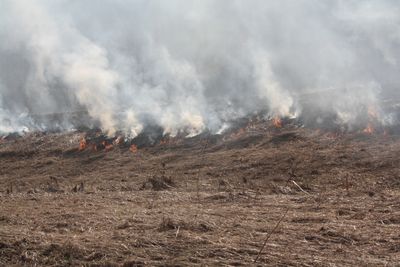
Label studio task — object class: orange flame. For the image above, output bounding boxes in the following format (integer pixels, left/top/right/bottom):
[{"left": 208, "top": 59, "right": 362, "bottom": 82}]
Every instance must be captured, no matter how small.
[
  {"left": 130, "top": 144, "right": 138, "bottom": 153},
  {"left": 363, "top": 123, "right": 374, "bottom": 134},
  {"left": 363, "top": 105, "right": 379, "bottom": 135},
  {"left": 79, "top": 138, "right": 87, "bottom": 151},
  {"left": 273, "top": 117, "right": 282, "bottom": 128}
]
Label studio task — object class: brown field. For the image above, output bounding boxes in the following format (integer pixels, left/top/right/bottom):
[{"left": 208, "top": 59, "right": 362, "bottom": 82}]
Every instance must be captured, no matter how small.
[{"left": 1, "top": 122, "right": 400, "bottom": 266}]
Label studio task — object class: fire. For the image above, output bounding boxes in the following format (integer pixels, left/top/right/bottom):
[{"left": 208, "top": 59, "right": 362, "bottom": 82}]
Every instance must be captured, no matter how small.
[
  {"left": 363, "top": 123, "right": 374, "bottom": 134},
  {"left": 273, "top": 117, "right": 282, "bottom": 128},
  {"left": 102, "top": 141, "right": 113, "bottom": 151},
  {"left": 363, "top": 105, "right": 378, "bottom": 134},
  {"left": 130, "top": 144, "right": 138, "bottom": 153},
  {"left": 79, "top": 138, "right": 87, "bottom": 151}
]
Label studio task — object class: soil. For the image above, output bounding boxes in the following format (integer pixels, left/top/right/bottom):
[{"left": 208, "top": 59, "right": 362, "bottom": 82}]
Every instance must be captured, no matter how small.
[{"left": 1, "top": 121, "right": 400, "bottom": 266}]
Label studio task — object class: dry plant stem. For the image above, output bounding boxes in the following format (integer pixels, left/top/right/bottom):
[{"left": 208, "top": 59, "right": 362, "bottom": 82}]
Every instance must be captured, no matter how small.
[
  {"left": 254, "top": 207, "right": 290, "bottom": 263},
  {"left": 292, "top": 180, "right": 311, "bottom": 195}
]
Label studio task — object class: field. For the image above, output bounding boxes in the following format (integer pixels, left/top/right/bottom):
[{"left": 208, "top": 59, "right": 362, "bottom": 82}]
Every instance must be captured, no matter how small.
[{"left": 1, "top": 121, "right": 400, "bottom": 266}]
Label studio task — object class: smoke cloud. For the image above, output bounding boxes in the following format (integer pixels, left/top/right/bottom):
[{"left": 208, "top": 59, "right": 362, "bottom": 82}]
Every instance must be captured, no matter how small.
[{"left": 1, "top": 0, "right": 400, "bottom": 135}]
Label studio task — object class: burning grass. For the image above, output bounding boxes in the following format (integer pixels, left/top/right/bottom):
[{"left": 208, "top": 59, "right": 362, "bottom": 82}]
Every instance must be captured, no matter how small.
[{"left": 67, "top": 115, "right": 400, "bottom": 156}]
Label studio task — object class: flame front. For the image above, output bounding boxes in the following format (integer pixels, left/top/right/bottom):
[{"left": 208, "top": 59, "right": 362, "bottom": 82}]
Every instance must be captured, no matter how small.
[
  {"left": 363, "top": 105, "right": 378, "bottom": 134},
  {"left": 79, "top": 138, "right": 87, "bottom": 151},
  {"left": 273, "top": 117, "right": 282, "bottom": 128},
  {"left": 363, "top": 123, "right": 374, "bottom": 134}
]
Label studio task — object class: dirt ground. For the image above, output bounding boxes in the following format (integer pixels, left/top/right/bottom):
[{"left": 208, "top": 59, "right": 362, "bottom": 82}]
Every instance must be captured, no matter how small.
[{"left": 1, "top": 122, "right": 400, "bottom": 266}]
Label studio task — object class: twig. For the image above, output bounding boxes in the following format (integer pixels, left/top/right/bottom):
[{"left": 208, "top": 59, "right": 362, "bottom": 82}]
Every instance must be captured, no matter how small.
[
  {"left": 292, "top": 180, "right": 311, "bottom": 195},
  {"left": 254, "top": 207, "right": 290, "bottom": 263}
]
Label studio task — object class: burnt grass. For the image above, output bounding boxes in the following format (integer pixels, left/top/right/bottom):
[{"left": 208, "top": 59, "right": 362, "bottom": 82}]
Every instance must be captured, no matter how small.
[{"left": 1, "top": 123, "right": 400, "bottom": 266}]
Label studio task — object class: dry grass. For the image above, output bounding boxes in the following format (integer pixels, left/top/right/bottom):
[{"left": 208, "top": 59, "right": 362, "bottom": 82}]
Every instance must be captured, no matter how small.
[{"left": 1, "top": 125, "right": 400, "bottom": 266}]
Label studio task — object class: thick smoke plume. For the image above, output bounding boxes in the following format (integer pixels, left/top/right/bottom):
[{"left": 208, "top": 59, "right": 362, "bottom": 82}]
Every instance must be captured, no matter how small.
[{"left": 1, "top": 0, "right": 400, "bottom": 135}]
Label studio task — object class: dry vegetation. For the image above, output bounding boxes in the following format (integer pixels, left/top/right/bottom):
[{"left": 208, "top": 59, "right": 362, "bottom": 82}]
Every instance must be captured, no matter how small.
[{"left": 1, "top": 122, "right": 400, "bottom": 266}]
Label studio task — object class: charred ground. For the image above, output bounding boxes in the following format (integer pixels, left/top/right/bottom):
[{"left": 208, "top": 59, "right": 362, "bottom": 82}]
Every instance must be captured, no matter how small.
[{"left": 1, "top": 119, "right": 400, "bottom": 266}]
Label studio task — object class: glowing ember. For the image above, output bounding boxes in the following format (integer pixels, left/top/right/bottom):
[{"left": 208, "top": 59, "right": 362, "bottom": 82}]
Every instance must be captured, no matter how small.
[
  {"left": 363, "top": 123, "right": 374, "bottom": 134},
  {"left": 130, "top": 144, "right": 138, "bottom": 153},
  {"left": 273, "top": 117, "right": 282, "bottom": 128},
  {"left": 79, "top": 138, "right": 87, "bottom": 151}
]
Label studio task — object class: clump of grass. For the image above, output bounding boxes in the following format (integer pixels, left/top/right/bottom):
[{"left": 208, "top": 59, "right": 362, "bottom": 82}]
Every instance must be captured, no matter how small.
[
  {"left": 158, "top": 217, "right": 177, "bottom": 231},
  {"left": 141, "top": 175, "right": 175, "bottom": 191},
  {"left": 158, "top": 217, "right": 212, "bottom": 233}
]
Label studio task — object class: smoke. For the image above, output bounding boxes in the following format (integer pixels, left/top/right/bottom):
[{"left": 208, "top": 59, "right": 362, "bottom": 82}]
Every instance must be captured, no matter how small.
[{"left": 1, "top": 0, "right": 400, "bottom": 135}]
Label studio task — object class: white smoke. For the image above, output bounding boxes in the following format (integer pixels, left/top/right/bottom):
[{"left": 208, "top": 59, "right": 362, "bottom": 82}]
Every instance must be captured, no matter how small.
[
  {"left": 250, "top": 44, "right": 294, "bottom": 117},
  {"left": 1, "top": 0, "right": 400, "bottom": 135}
]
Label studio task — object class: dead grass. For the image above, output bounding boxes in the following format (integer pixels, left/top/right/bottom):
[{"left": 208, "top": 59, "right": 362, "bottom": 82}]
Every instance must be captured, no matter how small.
[
  {"left": 141, "top": 175, "right": 175, "bottom": 191},
  {"left": 1, "top": 126, "right": 400, "bottom": 266}
]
